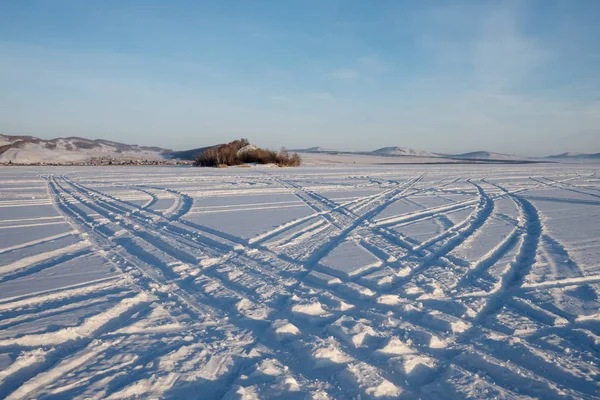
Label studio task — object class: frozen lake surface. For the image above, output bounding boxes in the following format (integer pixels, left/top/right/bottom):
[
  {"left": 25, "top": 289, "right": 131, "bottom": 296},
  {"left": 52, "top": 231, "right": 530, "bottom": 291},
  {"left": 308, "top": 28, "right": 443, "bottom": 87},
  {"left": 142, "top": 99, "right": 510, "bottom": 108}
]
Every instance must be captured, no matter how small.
[{"left": 0, "top": 164, "right": 599, "bottom": 399}]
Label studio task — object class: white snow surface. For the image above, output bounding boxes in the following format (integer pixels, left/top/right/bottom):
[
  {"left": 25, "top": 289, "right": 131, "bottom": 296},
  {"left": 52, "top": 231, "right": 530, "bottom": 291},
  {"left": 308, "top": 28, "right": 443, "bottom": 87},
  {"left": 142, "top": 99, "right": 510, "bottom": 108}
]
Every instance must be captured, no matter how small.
[{"left": 0, "top": 164, "right": 599, "bottom": 399}]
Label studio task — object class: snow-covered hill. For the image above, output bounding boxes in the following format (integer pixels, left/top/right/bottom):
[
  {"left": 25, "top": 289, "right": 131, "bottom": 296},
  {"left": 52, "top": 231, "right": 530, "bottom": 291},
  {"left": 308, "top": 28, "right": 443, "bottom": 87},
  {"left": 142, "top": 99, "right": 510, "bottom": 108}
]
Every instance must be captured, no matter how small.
[
  {"left": 548, "top": 152, "right": 600, "bottom": 159},
  {"left": 294, "top": 146, "right": 546, "bottom": 164},
  {"left": 292, "top": 146, "right": 338, "bottom": 153},
  {"left": 0, "top": 135, "right": 171, "bottom": 164},
  {"left": 371, "top": 146, "right": 440, "bottom": 157},
  {"left": 448, "top": 151, "right": 527, "bottom": 161}
]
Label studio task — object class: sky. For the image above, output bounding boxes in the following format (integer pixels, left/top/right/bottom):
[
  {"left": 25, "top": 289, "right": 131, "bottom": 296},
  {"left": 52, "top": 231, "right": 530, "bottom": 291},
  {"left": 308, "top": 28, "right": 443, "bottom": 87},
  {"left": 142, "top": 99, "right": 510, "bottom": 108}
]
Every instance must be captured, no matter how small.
[{"left": 0, "top": 1, "right": 599, "bottom": 156}]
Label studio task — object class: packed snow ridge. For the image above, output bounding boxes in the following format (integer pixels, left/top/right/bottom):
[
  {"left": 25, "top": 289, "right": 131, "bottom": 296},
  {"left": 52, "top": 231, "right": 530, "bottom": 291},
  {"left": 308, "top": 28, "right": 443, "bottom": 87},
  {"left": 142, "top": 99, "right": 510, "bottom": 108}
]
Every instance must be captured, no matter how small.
[{"left": 1, "top": 163, "right": 599, "bottom": 398}]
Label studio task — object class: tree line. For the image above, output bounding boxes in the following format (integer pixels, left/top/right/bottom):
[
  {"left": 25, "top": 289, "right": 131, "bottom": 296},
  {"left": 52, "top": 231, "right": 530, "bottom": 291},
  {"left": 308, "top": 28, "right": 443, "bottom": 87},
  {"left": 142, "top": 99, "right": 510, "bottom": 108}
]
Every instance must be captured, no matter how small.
[{"left": 194, "top": 139, "right": 301, "bottom": 167}]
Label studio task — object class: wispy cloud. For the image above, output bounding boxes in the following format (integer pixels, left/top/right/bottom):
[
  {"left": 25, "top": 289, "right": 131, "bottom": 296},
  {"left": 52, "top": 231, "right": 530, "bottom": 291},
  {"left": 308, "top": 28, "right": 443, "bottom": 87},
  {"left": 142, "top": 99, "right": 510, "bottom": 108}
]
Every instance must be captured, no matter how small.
[
  {"left": 417, "top": 2, "right": 550, "bottom": 94},
  {"left": 328, "top": 68, "right": 360, "bottom": 81},
  {"left": 311, "top": 91, "right": 334, "bottom": 101},
  {"left": 269, "top": 95, "right": 292, "bottom": 103},
  {"left": 327, "top": 55, "right": 389, "bottom": 82},
  {"left": 357, "top": 56, "right": 390, "bottom": 73},
  {"left": 470, "top": 4, "right": 550, "bottom": 92}
]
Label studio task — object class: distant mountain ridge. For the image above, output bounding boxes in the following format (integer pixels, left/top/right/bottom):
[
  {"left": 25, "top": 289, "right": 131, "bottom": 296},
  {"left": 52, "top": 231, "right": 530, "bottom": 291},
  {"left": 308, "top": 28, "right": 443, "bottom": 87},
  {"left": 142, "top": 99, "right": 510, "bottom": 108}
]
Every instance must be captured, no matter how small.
[
  {"left": 1, "top": 134, "right": 598, "bottom": 165},
  {"left": 372, "top": 146, "right": 439, "bottom": 157},
  {"left": 0, "top": 135, "right": 171, "bottom": 151},
  {"left": 0, "top": 134, "right": 169, "bottom": 152},
  {"left": 447, "top": 151, "right": 527, "bottom": 161},
  {"left": 293, "top": 145, "right": 527, "bottom": 160},
  {"left": 548, "top": 152, "right": 600, "bottom": 159},
  {"left": 164, "top": 145, "right": 216, "bottom": 161},
  {"left": 293, "top": 145, "right": 600, "bottom": 161},
  {"left": 290, "top": 146, "right": 338, "bottom": 153},
  {"left": 0, "top": 134, "right": 172, "bottom": 164}
]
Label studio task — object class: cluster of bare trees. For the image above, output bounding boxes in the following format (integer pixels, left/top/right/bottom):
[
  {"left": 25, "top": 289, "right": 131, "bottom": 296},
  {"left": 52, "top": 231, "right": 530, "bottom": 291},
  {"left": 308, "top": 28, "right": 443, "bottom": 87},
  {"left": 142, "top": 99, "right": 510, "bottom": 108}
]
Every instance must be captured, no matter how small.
[
  {"left": 194, "top": 139, "right": 250, "bottom": 167},
  {"left": 194, "top": 139, "right": 301, "bottom": 167},
  {"left": 239, "top": 147, "right": 301, "bottom": 166}
]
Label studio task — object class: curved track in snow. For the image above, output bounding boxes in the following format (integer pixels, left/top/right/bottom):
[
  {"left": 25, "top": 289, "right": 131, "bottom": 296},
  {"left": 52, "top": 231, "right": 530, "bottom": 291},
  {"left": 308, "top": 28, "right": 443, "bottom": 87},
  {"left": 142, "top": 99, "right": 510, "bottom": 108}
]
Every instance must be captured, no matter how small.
[{"left": 0, "top": 165, "right": 598, "bottom": 399}]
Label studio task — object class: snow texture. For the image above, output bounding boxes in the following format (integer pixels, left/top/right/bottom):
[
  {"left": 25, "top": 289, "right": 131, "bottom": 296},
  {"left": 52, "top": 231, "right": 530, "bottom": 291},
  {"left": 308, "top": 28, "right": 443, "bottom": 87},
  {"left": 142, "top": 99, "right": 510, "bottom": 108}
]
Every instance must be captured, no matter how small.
[{"left": 0, "top": 164, "right": 599, "bottom": 399}]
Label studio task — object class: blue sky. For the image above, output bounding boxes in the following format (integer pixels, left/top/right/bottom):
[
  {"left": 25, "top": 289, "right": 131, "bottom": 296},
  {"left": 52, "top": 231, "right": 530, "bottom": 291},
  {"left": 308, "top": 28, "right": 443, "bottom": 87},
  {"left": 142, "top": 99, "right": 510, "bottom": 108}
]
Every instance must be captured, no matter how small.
[{"left": 0, "top": 1, "right": 598, "bottom": 155}]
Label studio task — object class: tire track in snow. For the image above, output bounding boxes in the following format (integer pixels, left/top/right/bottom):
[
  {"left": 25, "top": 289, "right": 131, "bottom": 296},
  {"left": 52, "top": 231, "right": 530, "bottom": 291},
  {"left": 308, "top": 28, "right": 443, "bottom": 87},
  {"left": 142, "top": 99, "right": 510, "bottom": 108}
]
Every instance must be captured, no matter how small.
[
  {"left": 0, "top": 230, "right": 77, "bottom": 255},
  {"left": 254, "top": 174, "right": 425, "bottom": 258},
  {"left": 209, "top": 174, "right": 428, "bottom": 394},
  {"left": 41, "top": 177, "right": 266, "bottom": 397},
  {"left": 408, "top": 180, "right": 593, "bottom": 399},
  {"left": 135, "top": 187, "right": 159, "bottom": 209},
  {"left": 363, "top": 180, "right": 496, "bottom": 298},
  {"left": 65, "top": 172, "right": 468, "bottom": 324},
  {"left": 51, "top": 175, "right": 300, "bottom": 336},
  {"left": 27, "top": 170, "right": 596, "bottom": 398},
  {"left": 135, "top": 184, "right": 194, "bottom": 220},
  {"left": 462, "top": 180, "right": 543, "bottom": 322},
  {"left": 50, "top": 175, "right": 376, "bottom": 396},
  {"left": 428, "top": 181, "right": 598, "bottom": 397},
  {"left": 73, "top": 197, "right": 298, "bottom": 315},
  {"left": 536, "top": 176, "right": 600, "bottom": 200},
  {"left": 0, "top": 241, "right": 92, "bottom": 283},
  {"left": 45, "top": 176, "right": 223, "bottom": 322},
  {"left": 0, "top": 293, "right": 154, "bottom": 399}
]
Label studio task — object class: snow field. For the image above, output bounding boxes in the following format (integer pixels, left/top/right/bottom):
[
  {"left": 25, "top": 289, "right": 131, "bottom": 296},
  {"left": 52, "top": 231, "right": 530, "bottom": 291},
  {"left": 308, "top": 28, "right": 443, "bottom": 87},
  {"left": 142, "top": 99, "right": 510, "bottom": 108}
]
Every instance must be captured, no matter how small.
[{"left": 0, "top": 165, "right": 599, "bottom": 398}]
